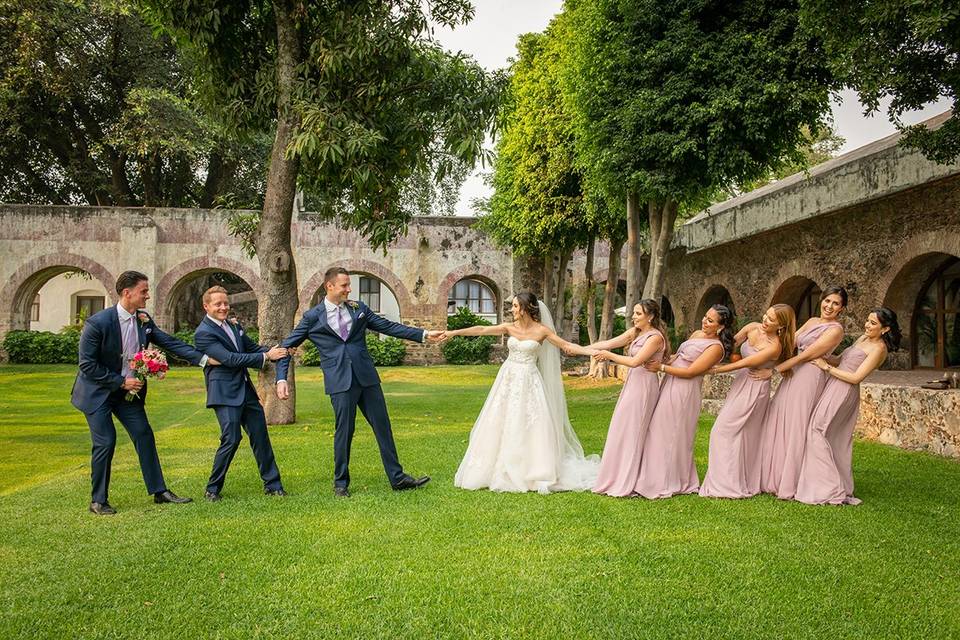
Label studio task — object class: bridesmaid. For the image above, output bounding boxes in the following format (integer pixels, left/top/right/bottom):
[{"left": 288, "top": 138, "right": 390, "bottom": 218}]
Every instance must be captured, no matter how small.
[
  {"left": 589, "top": 299, "right": 669, "bottom": 497},
  {"left": 699, "top": 304, "right": 796, "bottom": 498},
  {"left": 632, "top": 304, "right": 732, "bottom": 499},
  {"left": 756, "top": 286, "right": 847, "bottom": 499},
  {"left": 795, "top": 307, "right": 901, "bottom": 505}
]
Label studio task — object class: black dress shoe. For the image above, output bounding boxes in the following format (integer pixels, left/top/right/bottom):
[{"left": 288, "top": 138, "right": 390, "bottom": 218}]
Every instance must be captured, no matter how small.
[
  {"left": 333, "top": 486, "right": 351, "bottom": 498},
  {"left": 153, "top": 490, "right": 192, "bottom": 504},
  {"left": 392, "top": 474, "right": 430, "bottom": 491},
  {"left": 89, "top": 501, "right": 116, "bottom": 515},
  {"left": 265, "top": 489, "right": 287, "bottom": 497},
  {"left": 204, "top": 491, "right": 222, "bottom": 502}
]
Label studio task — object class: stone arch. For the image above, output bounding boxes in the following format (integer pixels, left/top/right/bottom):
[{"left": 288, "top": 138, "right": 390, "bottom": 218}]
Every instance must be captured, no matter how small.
[
  {"left": 153, "top": 256, "right": 264, "bottom": 330},
  {"left": 880, "top": 246, "right": 960, "bottom": 368},
  {"left": 694, "top": 284, "right": 737, "bottom": 324},
  {"left": 436, "top": 264, "right": 509, "bottom": 317},
  {"left": 299, "top": 260, "right": 413, "bottom": 317},
  {"left": 771, "top": 275, "right": 822, "bottom": 324},
  {"left": 0, "top": 253, "right": 117, "bottom": 334}
]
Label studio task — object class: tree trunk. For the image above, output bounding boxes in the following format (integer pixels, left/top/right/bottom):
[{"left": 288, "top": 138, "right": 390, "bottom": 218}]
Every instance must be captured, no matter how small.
[
  {"left": 553, "top": 250, "right": 571, "bottom": 335},
  {"left": 583, "top": 237, "right": 598, "bottom": 345},
  {"left": 200, "top": 150, "right": 233, "bottom": 209},
  {"left": 541, "top": 252, "right": 556, "bottom": 313},
  {"left": 590, "top": 237, "right": 623, "bottom": 379},
  {"left": 642, "top": 199, "right": 678, "bottom": 302},
  {"left": 107, "top": 150, "right": 136, "bottom": 206},
  {"left": 625, "top": 190, "right": 643, "bottom": 313},
  {"left": 258, "top": 0, "right": 302, "bottom": 425}
]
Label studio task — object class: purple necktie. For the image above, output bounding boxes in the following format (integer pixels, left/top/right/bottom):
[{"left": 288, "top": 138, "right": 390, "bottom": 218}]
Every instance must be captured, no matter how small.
[{"left": 338, "top": 305, "right": 350, "bottom": 341}]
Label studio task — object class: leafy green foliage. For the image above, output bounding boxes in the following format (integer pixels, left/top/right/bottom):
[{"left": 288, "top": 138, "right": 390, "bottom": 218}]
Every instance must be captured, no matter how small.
[
  {"left": 801, "top": 0, "right": 959, "bottom": 163},
  {"left": 443, "top": 307, "right": 494, "bottom": 364},
  {"left": 565, "top": 0, "right": 837, "bottom": 207},
  {"left": 0, "top": 0, "right": 266, "bottom": 207},
  {"left": 141, "top": 0, "right": 505, "bottom": 250},
  {"left": 2, "top": 331, "right": 79, "bottom": 364}
]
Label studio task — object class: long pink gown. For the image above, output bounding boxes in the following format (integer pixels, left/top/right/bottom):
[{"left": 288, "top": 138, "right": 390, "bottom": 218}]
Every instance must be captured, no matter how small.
[
  {"left": 699, "top": 341, "right": 772, "bottom": 498},
  {"left": 592, "top": 330, "right": 665, "bottom": 497},
  {"left": 759, "top": 321, "right": 842, "bottom": 499},
  {"left": 634, "top": 337, "right": 721, "bottom": 499},
  {"left": 794, "top": 345, "right": 868, "bottom": 505}
]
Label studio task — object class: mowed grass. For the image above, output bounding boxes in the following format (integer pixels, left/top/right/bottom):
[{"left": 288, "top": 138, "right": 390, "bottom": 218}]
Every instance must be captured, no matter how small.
[{"left": 0, "top": 364, "right": 958, "bottom": 639}]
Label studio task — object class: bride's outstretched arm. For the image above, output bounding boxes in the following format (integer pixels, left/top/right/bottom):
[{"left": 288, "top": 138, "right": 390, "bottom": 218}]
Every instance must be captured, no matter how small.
[
  {"left": 447, "top": 323, "right": 510, "bottom": 337},
  {"left": 543, "top": 328, "right": 597, "bottom": 356}
]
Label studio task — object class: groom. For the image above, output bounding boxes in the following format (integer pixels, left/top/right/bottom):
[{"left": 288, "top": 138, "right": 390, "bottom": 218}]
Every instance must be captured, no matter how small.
[{"left": 276, "top": 267, "right": 443, "bottom": 497}]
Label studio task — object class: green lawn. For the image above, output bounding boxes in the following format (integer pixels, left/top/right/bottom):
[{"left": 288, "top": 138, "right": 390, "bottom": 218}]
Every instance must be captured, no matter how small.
[{"left": 0, "top": 364, "right": 958, "bottom": 639}]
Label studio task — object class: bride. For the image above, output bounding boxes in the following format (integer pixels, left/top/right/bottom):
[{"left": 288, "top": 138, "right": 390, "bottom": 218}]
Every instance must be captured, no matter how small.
[{"left": 446, "top": 292, "right": 601, "bottom": 493}]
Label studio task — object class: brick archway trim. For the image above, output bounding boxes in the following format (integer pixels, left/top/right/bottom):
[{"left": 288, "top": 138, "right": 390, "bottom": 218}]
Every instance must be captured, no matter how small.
[
  {"left": 299, "top": 260, "right": 414, "bottom": 316},
  {"left": 0, "top": 253, "right": 118, "bottom": 333},
  {"left": 153, "top": 256, "right": 264, "bottom": 324}
]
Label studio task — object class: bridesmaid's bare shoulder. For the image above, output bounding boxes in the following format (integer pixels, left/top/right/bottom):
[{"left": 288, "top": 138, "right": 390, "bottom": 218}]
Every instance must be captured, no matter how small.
[{"left": 690, "top": 330, "right": 707, "bottom": 339}]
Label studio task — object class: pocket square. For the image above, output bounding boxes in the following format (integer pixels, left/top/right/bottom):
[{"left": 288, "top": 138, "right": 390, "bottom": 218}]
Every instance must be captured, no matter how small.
[
  {"left": 145, "top": 328, "right": 153, "bottom": 334},
  {"left": 239, "top": 330, "right": 244, "bottom": 336},
  {"left": 358, "top": 313, "right": 365, "bottom": 319}
]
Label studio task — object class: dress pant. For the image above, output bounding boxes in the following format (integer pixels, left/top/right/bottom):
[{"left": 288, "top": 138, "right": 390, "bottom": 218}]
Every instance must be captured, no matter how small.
[
  {"left": 206, "top": 384, "right": 283, "bottom": 494},
  {"left": 329, "top": 375, "right": 403, "bottom": 488},
  {"left": 83, "top": 389, "right": 166, "bottom": 503}
]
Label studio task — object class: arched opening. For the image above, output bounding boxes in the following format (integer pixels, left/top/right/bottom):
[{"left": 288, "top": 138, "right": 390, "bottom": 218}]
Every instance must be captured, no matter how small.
[
  {"left": 660, "top": 295, "right": 675, "bottom": 328},
  {"left": 882, "top": 252, "right": 960, "bottom": 369},
  {"left": 771, "top": 275, "right": 822, "bottom": 325},
  {"left": 168, "top": 270, "right": 258, "bottom": 332},
  {"left": 29, "top": 271, "right": 109, "bottom": 331},
  {"left": 908, "top": 257, "right": 960, "bottom": 368},
  {"left": 2, "top": 255, "right": 117, "bottom": 334},
  {"left": 311, "top": 273, "right": 403, "bottom": 323},
  {"left": 696, "top": 285, "right": 736, "bottom": 322},
  {"left": 447, "top": 277, "right": 499, "bottom": 324}
]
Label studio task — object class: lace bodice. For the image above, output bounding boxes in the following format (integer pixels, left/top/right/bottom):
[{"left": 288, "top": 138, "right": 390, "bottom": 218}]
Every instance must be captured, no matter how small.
[{"left": 506, "top": 336, "right": 541, "bottom": 365}]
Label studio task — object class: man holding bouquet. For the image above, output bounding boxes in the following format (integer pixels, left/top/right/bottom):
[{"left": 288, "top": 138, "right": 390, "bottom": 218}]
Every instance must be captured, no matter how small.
[
  {"left": 194, "top": 286, "right": 289, "bottom": 501},
  {"left": 71, "top": 270, "right": 216, "bottom": 515}
]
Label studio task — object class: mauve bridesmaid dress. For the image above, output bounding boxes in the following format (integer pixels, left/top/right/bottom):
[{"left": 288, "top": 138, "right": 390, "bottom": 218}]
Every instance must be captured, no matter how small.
[
  {"left": 759, "top": 321, "right": 842, "bottom": 499},
  {"left": 592, "top": 330, "right": 665, "bottom": 497},
  {"left": 699, "top": 340, "right": 773, "bottom": 498},
  {"left": 634, "top": 337, "right": 721, "bottom": 499},
  {"left": 794, "top": 344, "right": 868, "bottom": 505}
]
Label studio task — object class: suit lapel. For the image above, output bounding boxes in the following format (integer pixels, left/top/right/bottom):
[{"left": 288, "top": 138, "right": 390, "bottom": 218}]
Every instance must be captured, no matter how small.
[
  {"left": 204, "top": 316, "right": 238, "bottom": 351},
  {"left": 346, "top": 302, "right": 361, "bottom": 339},
  {"left": 135, "top": 311, "right": 147, "bottom": 349},
  {"left": 315, "top": 302, "right": 340, "bottom": 338},
  {"left": 107, "top": 307, "right": 122, "bottom": 358}
]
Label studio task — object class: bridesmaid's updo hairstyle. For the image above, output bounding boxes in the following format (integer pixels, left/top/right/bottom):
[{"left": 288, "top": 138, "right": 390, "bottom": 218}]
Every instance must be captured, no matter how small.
[
  {"left": 710, "top": 304, "right": 735, "bottom": 359},
  {"left": 872, "top": 306, "right": 902, "bottom": 352},
  {"left": 638, "top": 298, "right": 671, "bottom": 359},
  {"left": 514, "top": 292, "right": 541, "bottom": 322},
  {"left": 821, "top": 285, "right": 849, "bottom": 308}
]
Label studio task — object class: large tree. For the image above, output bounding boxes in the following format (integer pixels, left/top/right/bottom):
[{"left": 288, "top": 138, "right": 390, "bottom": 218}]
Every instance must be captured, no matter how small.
[
  {"left": 0, "top": 0, "right": 260, "bottom": 207},
  {"left": 141, "top": 0, "right": 502, "bottom": 422},
  {"left": 801, "top": 0, "right": 959, "bottom": 164},
  {"left": 566, "top": 0, "right": 836, "bottom": 304}
]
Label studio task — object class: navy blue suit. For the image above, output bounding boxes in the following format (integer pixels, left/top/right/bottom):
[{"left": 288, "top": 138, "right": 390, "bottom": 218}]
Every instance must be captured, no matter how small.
[
  {"left": 71, "top": 306, "right": 203, "bottom": 503},
  {"left": 276, "top": 300, "right": 425, "bottom": 488},
  {"left": 194, "top": 316, "right": 282, "bottom": 494}
]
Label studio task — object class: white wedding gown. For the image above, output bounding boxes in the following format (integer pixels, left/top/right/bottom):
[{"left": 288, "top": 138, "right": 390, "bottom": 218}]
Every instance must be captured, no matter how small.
[{"left": 454, "top": 335, "right": 600, "bottom": 493}]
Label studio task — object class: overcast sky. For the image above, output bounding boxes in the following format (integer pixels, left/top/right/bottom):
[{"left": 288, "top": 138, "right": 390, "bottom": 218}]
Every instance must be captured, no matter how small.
[{"left": 433, "top": 0, "right": 952, "bottom": 216}]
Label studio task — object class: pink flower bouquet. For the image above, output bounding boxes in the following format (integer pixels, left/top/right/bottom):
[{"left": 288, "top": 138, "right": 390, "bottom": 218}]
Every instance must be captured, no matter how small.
[{"left": 126, "top": 348, "right": 169, "bottom": 401}]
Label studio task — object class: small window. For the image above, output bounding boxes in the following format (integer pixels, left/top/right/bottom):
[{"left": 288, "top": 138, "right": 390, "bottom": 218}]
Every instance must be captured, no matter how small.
[
  {"left": 76, "top": 296, "right": 105, "bottom": 322},
  {"left": 359, "top": 277, "right": 381, "bottom": 313},
  {"left": 31, "top": 294, "right": 40, "bottom": 322},
  {"left": 449, "top": 279, "right": 497, "bottom": 323}
]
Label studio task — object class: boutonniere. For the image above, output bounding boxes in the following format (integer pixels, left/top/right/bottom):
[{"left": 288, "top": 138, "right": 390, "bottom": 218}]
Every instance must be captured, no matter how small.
[
  {"left": 136, "top": 311, "right": 150, "bottom": 325},
  {"left": 347, "top": 300, "right": 360, "bottom": 310}
]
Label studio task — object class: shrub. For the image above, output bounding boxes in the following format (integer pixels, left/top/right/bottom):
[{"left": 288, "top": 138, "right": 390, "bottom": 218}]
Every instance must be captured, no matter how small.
[
  {"left": 297, "top": 332, "right": 406, "bottom": 367},
  {"left": 443, "top": 307, "right": 494, "bottom": 364},
  {"left": 2, "top": 330, "right": 79, "bottom": 364}
]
